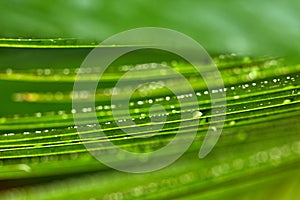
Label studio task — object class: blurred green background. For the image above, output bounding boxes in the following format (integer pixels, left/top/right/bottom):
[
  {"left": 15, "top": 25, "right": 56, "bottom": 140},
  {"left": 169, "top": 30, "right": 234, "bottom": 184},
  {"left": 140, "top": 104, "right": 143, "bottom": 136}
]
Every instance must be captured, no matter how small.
[{"left": 0, "top": 0, "right": 299, "bottom": 59}]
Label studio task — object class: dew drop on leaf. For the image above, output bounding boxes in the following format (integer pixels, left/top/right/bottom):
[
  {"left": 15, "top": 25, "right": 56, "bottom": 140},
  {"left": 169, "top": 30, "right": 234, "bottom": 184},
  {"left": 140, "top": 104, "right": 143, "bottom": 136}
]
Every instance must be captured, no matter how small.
[
  {"left": 192, "top": 111, "right": 203, "bottom": 118},
  {"left": 283, "top": 99, "right": 292, "bottom": 104},
  {"left": 229, "top": 121, "right": 236, "bottom": 126}
]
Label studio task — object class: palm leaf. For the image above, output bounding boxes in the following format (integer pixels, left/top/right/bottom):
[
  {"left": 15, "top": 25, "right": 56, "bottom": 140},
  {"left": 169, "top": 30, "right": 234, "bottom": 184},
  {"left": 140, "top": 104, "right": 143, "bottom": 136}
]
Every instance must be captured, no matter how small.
[{"left": 0, "top": 38, "right": 299, "bottom": 199}]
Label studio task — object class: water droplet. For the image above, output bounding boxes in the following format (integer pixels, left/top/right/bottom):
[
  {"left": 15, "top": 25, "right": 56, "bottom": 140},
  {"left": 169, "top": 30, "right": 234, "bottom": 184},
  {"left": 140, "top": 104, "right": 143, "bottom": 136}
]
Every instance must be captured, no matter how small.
[
  {"left": 219, "top": 54, "right": 225, "bottom": 59},
  {"left": 44, "top": 69, "right": 51, "bottom": 75},
  {"left": 210, "top": 126, "right": 217, "bottom": 132},
  {"left": 269, "top": 147, "right": 282, "bottom": 161},
  {"left": 71, "top": 109, "right": 76, "bottom": 114},
  {"left": 229, "top": 121, "right": 236, "bottom": 126},
  {"left": 54, "top": 92, "right": 63, "bottom": 100},
  {"left": 17, "top": 164, "right": 31, "bottom": 172},
  {"left": 6, "top": 68, "right": 12, "bottom": 75},
  {"left": 236, "top": 131, "right": 247, "bottom": 141},
  {"left": 63, "top": 68, "right": 70, "bottom": 75},
  {"left": 232, "top": 159, "right": 244, "bottom": 170},
  {"left": 248, "top": 71, "right": 257, "bottom": 80},
  {"left": 283, "top": 99, "right": 292, "bottom": 104},
  {"left": 291, "top": 89, "right": 298, "bottom": 95},
  {"left": 193, "top": 111, "right": 203, "bottom": 118}
]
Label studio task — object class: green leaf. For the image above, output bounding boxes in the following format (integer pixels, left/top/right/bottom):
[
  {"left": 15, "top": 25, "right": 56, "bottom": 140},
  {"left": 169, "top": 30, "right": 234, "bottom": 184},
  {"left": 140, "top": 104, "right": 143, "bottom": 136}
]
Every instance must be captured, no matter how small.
[{"left": 0, "top": 38, "right": 299, "bottom": 199}]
